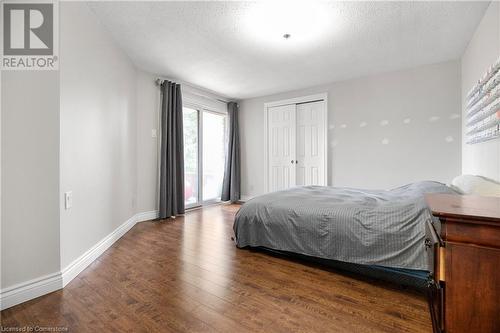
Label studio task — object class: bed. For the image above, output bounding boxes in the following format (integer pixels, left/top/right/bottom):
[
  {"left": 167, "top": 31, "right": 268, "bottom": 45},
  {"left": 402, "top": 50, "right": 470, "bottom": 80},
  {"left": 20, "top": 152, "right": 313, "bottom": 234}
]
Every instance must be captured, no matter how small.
[{"left": 233, "top": 181, "right": 459, "bottom": 289}]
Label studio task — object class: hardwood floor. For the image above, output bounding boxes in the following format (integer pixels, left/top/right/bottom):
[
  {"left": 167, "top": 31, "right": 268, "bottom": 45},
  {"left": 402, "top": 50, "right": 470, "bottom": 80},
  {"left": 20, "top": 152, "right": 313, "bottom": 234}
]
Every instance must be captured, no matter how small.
[{"left": 1, "top": 204, "right": 432, "bottom": 332}]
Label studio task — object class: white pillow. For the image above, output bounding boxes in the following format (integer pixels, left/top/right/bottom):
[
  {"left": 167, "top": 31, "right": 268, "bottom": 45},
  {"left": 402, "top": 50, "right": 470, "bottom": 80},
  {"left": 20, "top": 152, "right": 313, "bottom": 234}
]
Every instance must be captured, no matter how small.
[{"left": 451, "top": 175, "right": 500, "bottom": 197}]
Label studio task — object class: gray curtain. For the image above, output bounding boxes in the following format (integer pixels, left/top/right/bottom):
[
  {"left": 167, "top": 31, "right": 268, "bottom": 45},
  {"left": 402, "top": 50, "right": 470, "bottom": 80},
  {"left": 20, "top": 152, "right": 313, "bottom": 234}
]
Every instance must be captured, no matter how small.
[
  {"left": 221, "top": 102, "right": 240, "bottom": 202},
  {"left": 159, "top": 80, "right": 185, "bottom": 218}
]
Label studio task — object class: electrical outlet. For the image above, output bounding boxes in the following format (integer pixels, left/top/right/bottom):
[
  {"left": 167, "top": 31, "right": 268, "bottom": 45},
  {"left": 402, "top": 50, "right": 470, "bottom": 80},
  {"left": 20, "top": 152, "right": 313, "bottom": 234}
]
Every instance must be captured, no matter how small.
[
  {"left": 64, "top": 191, "right": 73, "bottom": 210},
  {"left": 151, "top": 129, "right": 157, "bottom": 138}
]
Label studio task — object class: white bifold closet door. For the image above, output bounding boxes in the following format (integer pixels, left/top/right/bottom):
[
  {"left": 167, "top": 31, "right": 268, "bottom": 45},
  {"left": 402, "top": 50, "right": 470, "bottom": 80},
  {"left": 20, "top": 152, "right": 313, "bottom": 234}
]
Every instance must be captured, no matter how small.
[
  {"left": 267, "top": 100, "right": 326, "bottom": 193},
  {"left": 268, "top": 104, "right": 296, "bottom": 191},
  {"left": 295, "top": 101, "right": 325, "bottom": 186}
]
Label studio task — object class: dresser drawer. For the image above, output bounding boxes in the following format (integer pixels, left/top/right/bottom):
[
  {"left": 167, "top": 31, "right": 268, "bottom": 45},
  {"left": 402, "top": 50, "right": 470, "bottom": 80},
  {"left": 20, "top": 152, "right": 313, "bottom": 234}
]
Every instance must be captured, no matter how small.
[
  {"left": 443, "top": 217, "right": 500, "bottom": 249},
  {"left": 445, "top": 243, "right": 500, "bottom": 333}
]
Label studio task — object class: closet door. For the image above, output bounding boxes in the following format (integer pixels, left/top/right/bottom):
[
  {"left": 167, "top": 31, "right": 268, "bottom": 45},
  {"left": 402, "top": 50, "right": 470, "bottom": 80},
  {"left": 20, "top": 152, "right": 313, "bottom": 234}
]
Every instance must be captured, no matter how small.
[
  {"left": 268, "top": 104, "right": 296, "bottom": 192},
  {"left": 296, "top": 101, "right": 326, "bottom": 186}
]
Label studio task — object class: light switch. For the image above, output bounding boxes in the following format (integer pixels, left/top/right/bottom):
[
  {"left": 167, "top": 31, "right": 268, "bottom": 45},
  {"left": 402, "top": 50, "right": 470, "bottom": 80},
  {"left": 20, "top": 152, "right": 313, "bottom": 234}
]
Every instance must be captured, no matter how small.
[
  {"left": 151, "top": 129, "right": 157, "bottom": 138},
  {"left": 64, "top": 191, "right": 72, "bottom": 210}
]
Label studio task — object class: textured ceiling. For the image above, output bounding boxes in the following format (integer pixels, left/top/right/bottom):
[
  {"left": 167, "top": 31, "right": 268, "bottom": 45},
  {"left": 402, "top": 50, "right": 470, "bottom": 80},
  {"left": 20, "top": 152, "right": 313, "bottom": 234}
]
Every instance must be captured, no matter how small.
[{"left": 87, "top": 1, "right": 489, "bottom": 99}]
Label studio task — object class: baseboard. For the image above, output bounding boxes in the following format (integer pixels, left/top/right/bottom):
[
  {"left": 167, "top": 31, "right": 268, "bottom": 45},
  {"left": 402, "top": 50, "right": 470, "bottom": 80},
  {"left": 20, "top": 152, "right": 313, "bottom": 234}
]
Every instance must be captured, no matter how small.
[
  {"left": 135, "top": 210, "right": 159, "bottom": 222},
  {"left": 0, "top": 272, "right": 63, "bottom": 311},
  {"left": 60, "top": 214, "right": 139, "bottom": 286},
  {"left": 62, "top": 209, "right": 158, "bottom": 286},
  {"left": 0, "top": 210, "right": 159, "bottom": 311}
]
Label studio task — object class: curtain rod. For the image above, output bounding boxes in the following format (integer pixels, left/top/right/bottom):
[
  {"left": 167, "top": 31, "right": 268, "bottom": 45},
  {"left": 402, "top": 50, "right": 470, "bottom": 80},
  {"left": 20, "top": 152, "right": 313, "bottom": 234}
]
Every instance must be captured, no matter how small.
[{"left": 155, "top": 78, "right": 230, "bottom": 104}]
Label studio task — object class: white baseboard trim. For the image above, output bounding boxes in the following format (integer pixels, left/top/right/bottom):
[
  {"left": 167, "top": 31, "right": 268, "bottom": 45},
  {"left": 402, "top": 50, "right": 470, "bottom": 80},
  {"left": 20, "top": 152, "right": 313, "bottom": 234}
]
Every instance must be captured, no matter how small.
[
  {"left": 135, "top": 210, "right": 159, "bottom": 222},
  {"left": 0, "top": 210, "right": 159, "bottom": 311},
  {"left": 0, "top": 272, "right": 63, "bottom": 311},
  {"left": 61, "top": 213, "right": 138, "bottom": 286}
]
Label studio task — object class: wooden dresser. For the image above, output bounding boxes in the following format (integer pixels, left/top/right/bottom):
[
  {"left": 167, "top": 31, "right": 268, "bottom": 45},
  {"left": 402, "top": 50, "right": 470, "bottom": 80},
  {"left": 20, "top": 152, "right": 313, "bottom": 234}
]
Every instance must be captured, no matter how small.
[{"left": 425, "top": 194, "right": 500, "bottom": 333}]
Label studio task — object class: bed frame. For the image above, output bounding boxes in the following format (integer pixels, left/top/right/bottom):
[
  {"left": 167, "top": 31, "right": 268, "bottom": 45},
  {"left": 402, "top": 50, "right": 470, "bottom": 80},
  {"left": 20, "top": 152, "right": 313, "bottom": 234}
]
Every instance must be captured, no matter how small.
[{"left": 248, "top": 246, "right": 430, "bottom": 291}]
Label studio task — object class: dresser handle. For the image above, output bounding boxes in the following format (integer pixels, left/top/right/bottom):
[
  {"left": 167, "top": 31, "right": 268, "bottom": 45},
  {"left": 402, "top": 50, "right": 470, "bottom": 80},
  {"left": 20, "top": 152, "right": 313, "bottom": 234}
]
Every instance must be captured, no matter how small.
[{"left": 424, "top": 238, "right": 433, "bottom": 249}]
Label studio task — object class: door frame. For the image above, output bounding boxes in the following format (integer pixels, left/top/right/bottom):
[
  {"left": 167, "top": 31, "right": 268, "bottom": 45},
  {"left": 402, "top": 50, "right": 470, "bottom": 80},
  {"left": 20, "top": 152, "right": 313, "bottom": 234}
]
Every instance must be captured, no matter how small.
[{"left": 263, "top": 93, "right": 328, "bottom": 193}]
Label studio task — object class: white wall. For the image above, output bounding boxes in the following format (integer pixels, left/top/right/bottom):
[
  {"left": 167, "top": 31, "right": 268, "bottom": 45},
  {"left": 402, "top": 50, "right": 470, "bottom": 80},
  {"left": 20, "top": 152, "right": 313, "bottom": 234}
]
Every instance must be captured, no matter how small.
[
  {"left": 1, "top": 71, "right": 61, "bottom": 288},
  {"left": 461, "top": 2, "right": 500, "bottom": 182},
  {"left": 59, "top": 2, "right": 138, "bottom": 268},
  {"left": 136, "top": 71, "right": 160, "bottom": 213},
  {"left": 240, "top": 61, "right": 462, "bottom": 198}
]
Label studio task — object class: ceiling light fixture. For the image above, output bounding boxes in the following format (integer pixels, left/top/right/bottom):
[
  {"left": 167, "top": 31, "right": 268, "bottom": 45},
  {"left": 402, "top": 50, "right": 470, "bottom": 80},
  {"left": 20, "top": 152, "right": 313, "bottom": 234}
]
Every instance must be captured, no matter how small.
[{"left": 242, "top": 1, "right": 336, "bottom": 48}]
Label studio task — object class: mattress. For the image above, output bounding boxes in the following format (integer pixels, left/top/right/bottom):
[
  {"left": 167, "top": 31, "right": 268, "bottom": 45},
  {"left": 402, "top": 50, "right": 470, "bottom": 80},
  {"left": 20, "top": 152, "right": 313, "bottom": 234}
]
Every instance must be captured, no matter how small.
[{"left": 233, "top": 181, "right": 457, "bottom": 271}]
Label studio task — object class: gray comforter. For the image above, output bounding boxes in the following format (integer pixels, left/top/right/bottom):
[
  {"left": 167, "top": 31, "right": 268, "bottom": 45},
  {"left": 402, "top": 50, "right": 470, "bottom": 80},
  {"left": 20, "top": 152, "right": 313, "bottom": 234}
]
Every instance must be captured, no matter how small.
[{"left": 233, "top": 181, "right": 457, "bottom": 271}]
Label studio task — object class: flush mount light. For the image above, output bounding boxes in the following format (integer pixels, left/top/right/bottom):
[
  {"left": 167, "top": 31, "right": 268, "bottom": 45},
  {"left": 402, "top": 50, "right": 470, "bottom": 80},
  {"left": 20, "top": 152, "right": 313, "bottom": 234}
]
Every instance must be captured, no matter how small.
[{"left": 242, "top": 1, "right": 336, "bottom": 48}]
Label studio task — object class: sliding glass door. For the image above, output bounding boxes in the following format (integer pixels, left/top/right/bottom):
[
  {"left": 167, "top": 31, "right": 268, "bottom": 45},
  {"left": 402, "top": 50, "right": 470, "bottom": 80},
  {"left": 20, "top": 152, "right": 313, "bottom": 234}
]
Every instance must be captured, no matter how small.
[
  {"left": 183, "top": 107, "right": 199, "bottom": 206},
  {"left": 202, "top": 111, "right": 226, "bottom": 201},
  {"left": 183, "top": 106, "right": 226, "bottom": 208}
]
